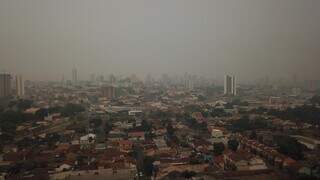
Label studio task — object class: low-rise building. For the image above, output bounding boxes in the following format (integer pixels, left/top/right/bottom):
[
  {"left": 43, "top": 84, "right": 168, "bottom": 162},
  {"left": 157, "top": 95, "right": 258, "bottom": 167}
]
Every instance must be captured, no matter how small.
[
  {"left": 224, "top": 150, "right": 268, "bottom": 171},
  {"left": 128, "top": 131, "right": 145, "bottom": 141}
]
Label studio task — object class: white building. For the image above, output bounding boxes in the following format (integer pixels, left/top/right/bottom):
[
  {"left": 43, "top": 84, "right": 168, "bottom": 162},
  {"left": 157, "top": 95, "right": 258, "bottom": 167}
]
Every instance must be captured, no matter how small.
[
  {"left": 128, "top": 110, "right": 143, "bottom": 116},
  {"left": 184, "top": 73, "right": 195, "bottom": 91},
  {"left": 72, "top": 68, "right": 78, "bottom": 83},
  {"left": 224, "top": 75, "right": 237, "bottom": 96},
  {"left": 55, "top": 164, "right": 72, "bottom": 172},
  {"left": 16, "top": 75, "right": 24, "bottom": 97},
  {"left": 80, "top": 133, "right": 96, "bottom": 145},
  {"left": 211, "top": 129, "right": 226, "bottom": 144},
  {"left": 291, "top": 135, "right": 320, "bottom": 150}
]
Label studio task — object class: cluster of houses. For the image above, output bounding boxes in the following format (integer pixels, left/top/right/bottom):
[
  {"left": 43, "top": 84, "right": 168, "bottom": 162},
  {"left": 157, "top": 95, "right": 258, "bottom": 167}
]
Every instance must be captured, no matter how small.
[{"left": 1, "top": 80, "right": 320, "bottom": 179}]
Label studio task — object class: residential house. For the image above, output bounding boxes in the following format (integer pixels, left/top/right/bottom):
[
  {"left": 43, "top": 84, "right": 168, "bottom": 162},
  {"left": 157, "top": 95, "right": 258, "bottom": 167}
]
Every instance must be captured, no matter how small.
[
  {"left": 80, "top": 133, "right": 96, "bottom": 148},
  {"left": 128, "top": 131, "right": 145, "bottom": 141},
  {"left": 224, "top": 150, "right": 268, "bottom": 171},
  {"left": 118, "top": 140, "right": 133, "bottom": 152}
]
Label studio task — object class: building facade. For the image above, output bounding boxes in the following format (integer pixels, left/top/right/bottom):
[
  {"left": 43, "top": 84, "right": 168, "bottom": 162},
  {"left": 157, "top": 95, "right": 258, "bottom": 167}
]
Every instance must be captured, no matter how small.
[
  {"left": 101, "top": 85, "right": 116, "bottom": 99},
  {"left": 224, "top": 75, "right": 237, "bottom": 96},
  {"left": 0, "top": 73, "right": 12, "bottom": 98},
  {"left": 16, "top": 75, "right": 25, "bottom": 97},
  {"left": 72, "top": 68, "right": 78, "bottom": 83}
]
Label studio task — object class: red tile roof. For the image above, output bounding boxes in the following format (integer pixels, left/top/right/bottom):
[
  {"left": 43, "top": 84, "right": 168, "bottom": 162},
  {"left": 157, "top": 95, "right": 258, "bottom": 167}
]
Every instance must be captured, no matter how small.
[{"left": 128, "top": 131, "right": 145, "bottom": 137}]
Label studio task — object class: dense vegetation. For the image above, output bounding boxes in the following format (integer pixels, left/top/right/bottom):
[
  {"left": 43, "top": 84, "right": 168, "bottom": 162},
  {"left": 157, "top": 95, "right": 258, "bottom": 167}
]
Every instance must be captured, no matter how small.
[
  {"left": 228, "top": 139, "right": 239, "bottom": 152},
  {"left": 143, "top": 156, "right": 155, "bottom": 177},
  {"left": 0, "top": 110, "right": 30, "bottom": 143},
  {"left": 249, "top": 96, "right": 320, "bottom": 126},
  {"left": 268, "top": 105, "right": 320, "bottom": 126},
  {"left": 213, "top": 142, "right": 225, "bottom": 156},
  {"left": 9, "top": 99, "right": 33, "bottom": 111},
  {"left": 274, "top": 135, "right": 305, "bottom": 160},
  {"left": 0, "top": 101, "right": 85, "bottom": 145},
  {"left": 310, "top": 95, "right": 320, "bottom": 105},
  {"left": 209, "top": 108, "right": 230, "bottom": 117},
  {"left": 230, "top": 116, "right": 269, "bottom": 132},
  {"left": 34, "top": 103, "right": 85, "bottom": 120}
]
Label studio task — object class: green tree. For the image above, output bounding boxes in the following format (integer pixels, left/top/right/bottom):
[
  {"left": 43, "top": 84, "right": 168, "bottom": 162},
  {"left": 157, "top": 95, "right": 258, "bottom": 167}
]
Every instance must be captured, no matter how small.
[
  {"left": 268, "top": 105, "right": 320, "bottom": 126},
  {"left": 310, "top": 95, "right": 320, "bottom": 105},
  {"left": 0, "top": 110, "right": 29, "bottom": 144},
  {"left": 0, "top": 110, "right": 27, "bottom": 133},
  {"left": 231, "top": 117, "right": 269, "bottom": 132},
  {"left": 198, "top": 95, "right": 207, "bottom": 102},
  {"left": 48, "top": 106, "right": 63, "bottom": 114},
  {"left": 141, "top": 120, "right": 152, "bottom": 132},
  {"left": 213, "top": 142, "right": 225, "bottom": 156},
  {"left": 228, "top": 139, "right": 239, "bottom": 151},
  {"left": 211, "top": 108, "right": 229, "bottom": 117},
  {"left": 143, "top": 156, "right": 155, "bottom": 177},
  {"left": 275, "top": 135, "right": 304, "bottom": 160},
  {"left": 90, "top": 118, "right": 102, "bottom": 127},
  {"left": 250, "top": 130, "right": 257, "bottom": 139},
  {"left": 16, "top": 99, "right": 33, "bottom": 111},
  {"left": 35, "top": 108, "right": 48, "bottom": 120},
  {"left": 182, "top": 171, "right": 196, "bottom": 179},
  {"left": 166, "top": 123, "right": 175, "bottom": 138},
  {"left": 61, "top": 103, "right": 85, "bottom": 117},
  {"left": 104, "top": 122, "right": 112, "bottom": 135}
]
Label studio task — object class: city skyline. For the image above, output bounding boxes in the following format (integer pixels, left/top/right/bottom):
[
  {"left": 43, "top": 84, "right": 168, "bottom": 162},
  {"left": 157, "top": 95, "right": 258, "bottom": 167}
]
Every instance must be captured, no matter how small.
[{"left": 1, "top": 1, "right": 320, "bottom": 179}]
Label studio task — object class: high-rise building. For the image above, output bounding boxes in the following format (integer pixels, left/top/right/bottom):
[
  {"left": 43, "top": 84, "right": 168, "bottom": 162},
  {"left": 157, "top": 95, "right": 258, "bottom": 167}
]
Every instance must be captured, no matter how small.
[
  {"left": 232, "top": 75, "right": 237, "bottom": 95},
  {"left": 145, "top": 74, "right": 153, "bottom": 87},
  {"left": 97, "top": 75, "right": 104, "bottom": 82},
  {"left": 224, "top": 75, "right": 232, "bottom": 95},
  {"left": 90, "top": 73, "right": 96, "bottom": 83},
  {"left": 101, "top": 85, "right": 116, "bottom": 99},
  {"left": 184, "top": 73, "right": 194, "bottom": 90},
  {"left": 0, "top": 73, "right": 12, "bottom": 98},
  {"left": 109, "top": 74, "right": 116, "bottom": 85},
  {"left": 72, "top": 68, "right": 78, "bottom": 83},
  {"left": 61, "top": 74, "right": 66, "bottom": 87},
  {"left": 224, "top": 75, "right": 237, "bottom": 96},
  {"left": 16, "top": 75, "right": 25, "bottom": 97}
]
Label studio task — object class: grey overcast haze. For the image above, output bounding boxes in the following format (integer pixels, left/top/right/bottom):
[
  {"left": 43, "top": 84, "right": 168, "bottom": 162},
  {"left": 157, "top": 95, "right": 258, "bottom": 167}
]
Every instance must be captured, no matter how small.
[{"left": 0, "top": 0, "right": 320, "bottom": 82}]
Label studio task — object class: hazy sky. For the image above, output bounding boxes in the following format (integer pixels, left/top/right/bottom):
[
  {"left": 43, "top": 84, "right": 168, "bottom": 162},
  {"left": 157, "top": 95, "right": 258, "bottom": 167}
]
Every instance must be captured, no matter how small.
[{"left": 0, "top": 0, "right": 319, "bottom": 82}]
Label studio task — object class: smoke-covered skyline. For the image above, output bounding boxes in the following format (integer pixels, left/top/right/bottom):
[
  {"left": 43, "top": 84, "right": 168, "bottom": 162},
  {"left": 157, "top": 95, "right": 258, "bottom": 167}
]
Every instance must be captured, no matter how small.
[{"left": 0, "top": 0, "right": 320, "bottom": 82}]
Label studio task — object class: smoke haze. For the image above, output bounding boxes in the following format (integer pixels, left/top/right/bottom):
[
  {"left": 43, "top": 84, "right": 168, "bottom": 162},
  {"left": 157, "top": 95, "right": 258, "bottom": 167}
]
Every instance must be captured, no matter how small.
[{"left": 0, "top": 0, "right": 319, "bottom": 82}]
